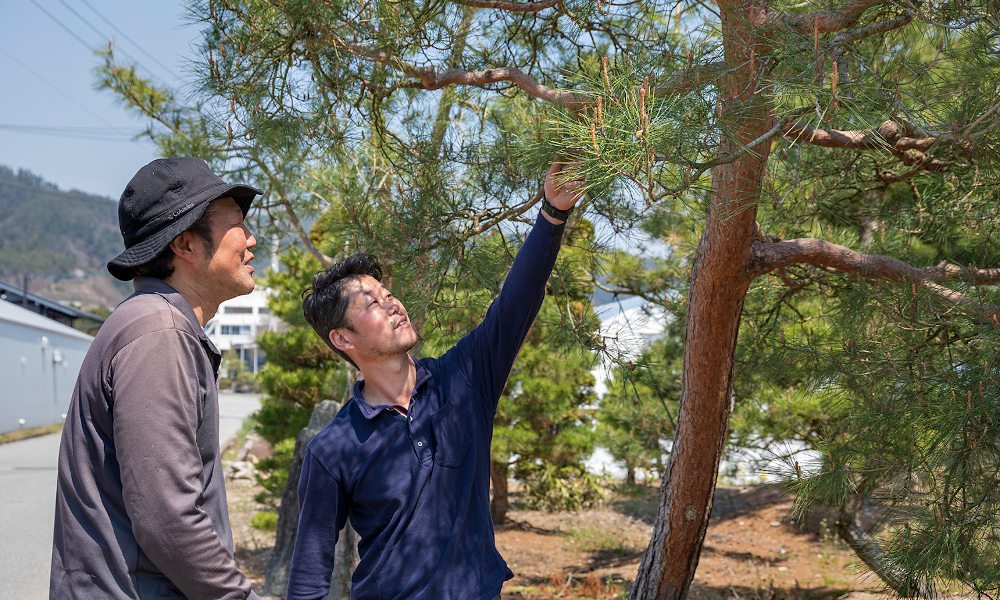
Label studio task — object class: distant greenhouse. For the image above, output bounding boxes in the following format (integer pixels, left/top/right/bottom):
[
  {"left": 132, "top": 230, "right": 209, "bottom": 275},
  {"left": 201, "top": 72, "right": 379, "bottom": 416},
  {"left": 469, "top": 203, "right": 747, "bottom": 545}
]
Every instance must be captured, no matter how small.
[{"left": 0, "top": 301, "right": 92, "bottom": 434}]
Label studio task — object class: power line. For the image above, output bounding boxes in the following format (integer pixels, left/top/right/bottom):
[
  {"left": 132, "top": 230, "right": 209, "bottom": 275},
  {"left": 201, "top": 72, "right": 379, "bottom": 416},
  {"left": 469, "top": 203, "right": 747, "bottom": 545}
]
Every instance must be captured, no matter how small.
[
  {"left": 0, "top": 177, "right": 118, "bottom": 202},
  {"left": 0, "top": 124, "right": 139, "bottom": 142},
  {"left": 53, "top": 0, "right": 176, "bottom": 85},
  {"left": 28, "top": 0, "right": 91, "bottom": 50},
  {"left": 0, "top": 46, "right": 117, "bottom": 127},
  {"left": 76, "top": 0, "right": 181, "bottom": 81}
]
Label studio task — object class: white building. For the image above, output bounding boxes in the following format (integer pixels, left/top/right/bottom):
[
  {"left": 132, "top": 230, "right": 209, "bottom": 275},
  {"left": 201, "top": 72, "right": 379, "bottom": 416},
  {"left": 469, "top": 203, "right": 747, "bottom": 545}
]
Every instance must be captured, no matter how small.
[
  {"left": 591, "top": 295, "right": 670, "bottom": 397},
  {"left": 204, "top": 287, "right": 281, "bottom": 374},
  {"left": 0, "top": 300, "right": 93, "bottom": 434},
  {"left": 586, "top": 295, "right": 806, "bottom": 485},
  {"left": 583, "top": 296, "right": 671, "bottom": 479}
]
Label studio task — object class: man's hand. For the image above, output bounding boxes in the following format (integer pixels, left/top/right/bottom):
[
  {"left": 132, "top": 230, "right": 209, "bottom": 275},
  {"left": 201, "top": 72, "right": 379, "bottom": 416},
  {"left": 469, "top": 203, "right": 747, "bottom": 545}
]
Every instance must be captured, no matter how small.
[{"left": 542, "top": 160, "right": 585, "bottom": 223}]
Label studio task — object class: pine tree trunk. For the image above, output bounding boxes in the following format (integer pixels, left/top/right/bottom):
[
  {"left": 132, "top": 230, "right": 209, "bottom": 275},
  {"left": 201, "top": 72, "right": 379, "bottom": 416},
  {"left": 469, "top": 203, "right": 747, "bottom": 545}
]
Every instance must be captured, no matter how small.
[
  {"left": 630, "top": 0, "right": 771, "bottom": 597},
  {"left": 837, "top": 500, "right": 934, "bottom": 598},
  {"left": 490, "top": 459, "right": 509, "bottom": 524}
]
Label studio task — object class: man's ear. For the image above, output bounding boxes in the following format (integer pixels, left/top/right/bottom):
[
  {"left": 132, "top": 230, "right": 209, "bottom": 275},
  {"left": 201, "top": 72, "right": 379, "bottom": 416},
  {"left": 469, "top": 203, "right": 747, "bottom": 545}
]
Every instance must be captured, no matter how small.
[
  {"left": 168, "top": 232, "right": 200, "bottom": 266},
  {"left": 330, "top": 329, "right": 355, "bottom": 353}
]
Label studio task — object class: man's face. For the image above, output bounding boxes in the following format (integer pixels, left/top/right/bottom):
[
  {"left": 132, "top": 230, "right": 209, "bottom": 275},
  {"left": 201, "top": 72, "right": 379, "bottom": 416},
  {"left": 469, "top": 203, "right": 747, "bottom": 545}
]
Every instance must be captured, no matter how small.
[
  {"left": 336, "top": 275, "right": 417, "bottom": 362},
  {"left": 198, "top": 197, "right": 257, "bottom": 303}
]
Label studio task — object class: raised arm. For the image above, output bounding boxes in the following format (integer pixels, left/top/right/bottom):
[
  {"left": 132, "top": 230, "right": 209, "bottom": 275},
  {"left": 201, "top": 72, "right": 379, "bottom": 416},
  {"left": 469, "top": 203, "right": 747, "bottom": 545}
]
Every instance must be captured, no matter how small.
[{"left": 448, "top": 159, "right": 585, "bottom": 408}]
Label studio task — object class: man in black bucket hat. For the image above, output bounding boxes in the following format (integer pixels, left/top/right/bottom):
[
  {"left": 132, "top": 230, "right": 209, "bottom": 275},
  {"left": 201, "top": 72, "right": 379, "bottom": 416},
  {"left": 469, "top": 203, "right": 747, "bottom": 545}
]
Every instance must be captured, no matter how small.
[{"left": 51, "top": 157, "right": 263, "bottom": 600}]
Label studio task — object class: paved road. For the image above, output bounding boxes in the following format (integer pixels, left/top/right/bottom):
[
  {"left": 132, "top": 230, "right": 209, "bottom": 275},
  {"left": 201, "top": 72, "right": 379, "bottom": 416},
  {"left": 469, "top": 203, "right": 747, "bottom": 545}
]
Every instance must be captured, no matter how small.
[
  {"left": 219, "top": 391, "right": 263, "bottom": 446},
  {"left": 0, "top": 432, "right": 60, "bottom": 600},
  {"left": 0, "top": 392, "right": 261, "bottom": 600}
]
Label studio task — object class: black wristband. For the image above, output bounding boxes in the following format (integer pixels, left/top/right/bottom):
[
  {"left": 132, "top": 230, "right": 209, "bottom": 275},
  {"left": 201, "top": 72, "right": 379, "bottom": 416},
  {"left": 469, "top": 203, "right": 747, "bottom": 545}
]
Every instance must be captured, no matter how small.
[{"left": 540, "top": 195, "right": 574, "bottom": 222}]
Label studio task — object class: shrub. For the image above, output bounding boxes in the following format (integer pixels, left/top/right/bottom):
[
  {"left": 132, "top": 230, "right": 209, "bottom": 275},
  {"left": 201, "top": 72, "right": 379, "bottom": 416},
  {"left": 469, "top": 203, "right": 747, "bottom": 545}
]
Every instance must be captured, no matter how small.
[
  {"left": 251, "top": 510, "right": 279, "bottom": 531},
  {"left": 520, "top": 464, "right": 607, "bottom": 512}
]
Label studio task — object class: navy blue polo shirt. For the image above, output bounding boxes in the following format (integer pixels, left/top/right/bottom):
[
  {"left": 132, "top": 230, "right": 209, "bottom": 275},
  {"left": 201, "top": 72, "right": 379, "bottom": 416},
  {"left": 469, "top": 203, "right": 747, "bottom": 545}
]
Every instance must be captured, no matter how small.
[{"left": 287, "top": 212, "right": 565, "bottom": 600}]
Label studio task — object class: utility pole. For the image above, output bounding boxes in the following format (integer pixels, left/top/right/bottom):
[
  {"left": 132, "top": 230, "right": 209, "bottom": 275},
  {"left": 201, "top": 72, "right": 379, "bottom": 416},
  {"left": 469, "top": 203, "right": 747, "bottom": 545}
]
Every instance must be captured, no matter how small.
[{"left": 22, "top": 271, "right": 29, "bottom": 309}]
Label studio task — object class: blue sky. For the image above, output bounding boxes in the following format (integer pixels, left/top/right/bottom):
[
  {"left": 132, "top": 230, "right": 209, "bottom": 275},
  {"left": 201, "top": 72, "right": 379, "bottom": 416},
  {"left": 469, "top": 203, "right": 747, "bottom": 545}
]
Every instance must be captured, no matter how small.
[{"left": 0, "top": 0, "right": 198, "bottom": 200}]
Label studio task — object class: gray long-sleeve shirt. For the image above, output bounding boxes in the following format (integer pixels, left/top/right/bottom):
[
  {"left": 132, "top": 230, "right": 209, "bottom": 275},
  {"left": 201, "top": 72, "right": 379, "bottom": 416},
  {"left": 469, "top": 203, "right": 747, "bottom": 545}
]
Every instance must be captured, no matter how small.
[{"left": 50, "top": 276, "right": 258, "bottom": 600}]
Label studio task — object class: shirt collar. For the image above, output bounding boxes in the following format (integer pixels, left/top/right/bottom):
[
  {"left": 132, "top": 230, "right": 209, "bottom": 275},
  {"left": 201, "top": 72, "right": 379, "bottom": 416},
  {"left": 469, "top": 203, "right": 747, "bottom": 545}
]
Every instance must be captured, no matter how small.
[{"left": 353, "top": 355, "right": 432, "bottom": 420}]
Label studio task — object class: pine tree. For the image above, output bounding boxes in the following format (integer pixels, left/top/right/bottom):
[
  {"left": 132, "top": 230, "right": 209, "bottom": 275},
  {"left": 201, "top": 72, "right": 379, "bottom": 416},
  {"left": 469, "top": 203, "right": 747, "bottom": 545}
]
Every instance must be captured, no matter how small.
[
  {"left": 253, "top": 248, "right": 349, "bottom": 499},
  {"left": 97, "top": 0, "right": 1000, "bottom": 597},
  {"left": 491, "top": 298, "right": 600, "bottom": 521}
]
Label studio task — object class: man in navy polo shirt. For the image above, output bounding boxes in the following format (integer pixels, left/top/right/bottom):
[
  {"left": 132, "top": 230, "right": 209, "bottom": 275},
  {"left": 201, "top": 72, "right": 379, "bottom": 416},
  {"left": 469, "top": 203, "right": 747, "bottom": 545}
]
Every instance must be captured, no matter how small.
[{"left": 288, "top": 160, "right": 584, "bottom": 600}]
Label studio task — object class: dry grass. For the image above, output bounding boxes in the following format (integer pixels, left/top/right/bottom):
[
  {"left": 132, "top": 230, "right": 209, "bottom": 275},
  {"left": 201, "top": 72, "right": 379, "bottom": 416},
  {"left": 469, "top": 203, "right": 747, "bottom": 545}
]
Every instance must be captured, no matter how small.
[
  {"left": 227, "top": 474, "right": 915, "bottom": 600},
  {"left": 0, "top": 423, "right": 61, "bottom": 444}
]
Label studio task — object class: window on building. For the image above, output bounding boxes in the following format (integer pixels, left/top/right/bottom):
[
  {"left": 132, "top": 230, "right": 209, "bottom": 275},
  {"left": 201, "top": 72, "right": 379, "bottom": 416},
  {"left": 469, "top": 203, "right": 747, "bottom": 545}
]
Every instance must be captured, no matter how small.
[
  {"left": 223, "top": 306, "right": 254, "bottom": 314},
  {"left": 220, "top": 325, "right": 252, "bottom": 335}
]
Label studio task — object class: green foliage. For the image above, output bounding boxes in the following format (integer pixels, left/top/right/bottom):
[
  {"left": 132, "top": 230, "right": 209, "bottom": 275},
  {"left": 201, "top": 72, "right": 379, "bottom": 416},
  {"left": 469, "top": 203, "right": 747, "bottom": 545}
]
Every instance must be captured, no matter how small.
[
  {"left": 255, "top": 437, "right": 297, "bottom": 506},
  {"left": 520, "top": 464, "right": 607, "bottom": 512},
  {"left": 254, "top": 248, "right": 348, "bottom": 447},
  {"left": 598, "top": 331, "right": 680, "bottom": 482},
  {"left": 490, "top": 257, "right": 602, "bottom": 513},
  {"left": 785, "top": 278, "right": 1000, "bottom": 595},
  {"left": 250, "top": 510, "right": 279, "bottom": 531},
  {"left": 252, "top": 248, "right": 349, "bottom": 503}
]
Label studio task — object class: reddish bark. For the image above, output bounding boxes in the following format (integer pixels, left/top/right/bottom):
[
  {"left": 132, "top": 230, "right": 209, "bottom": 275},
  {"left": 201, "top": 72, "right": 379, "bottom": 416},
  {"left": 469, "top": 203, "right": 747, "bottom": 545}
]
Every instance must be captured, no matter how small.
[{"left": 630, "top": 0, "right": 772, "bottom": 597}]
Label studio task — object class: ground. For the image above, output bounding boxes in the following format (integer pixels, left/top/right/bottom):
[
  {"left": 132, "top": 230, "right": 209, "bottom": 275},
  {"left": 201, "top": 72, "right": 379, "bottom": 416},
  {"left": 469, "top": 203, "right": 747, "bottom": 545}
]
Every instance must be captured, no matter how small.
[{"left": 225, "top": 469, "right": 898, "bottom": 600}]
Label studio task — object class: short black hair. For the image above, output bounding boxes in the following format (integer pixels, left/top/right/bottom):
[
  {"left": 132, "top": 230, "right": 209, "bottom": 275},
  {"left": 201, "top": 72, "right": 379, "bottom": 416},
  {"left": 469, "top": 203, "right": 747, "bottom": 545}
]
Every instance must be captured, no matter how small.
[
  {"left": 302, "top": 253, "right": 384, "bottom": 368},
  {"left": 133, "top": 201, "right": 220, "bottom": 280}
]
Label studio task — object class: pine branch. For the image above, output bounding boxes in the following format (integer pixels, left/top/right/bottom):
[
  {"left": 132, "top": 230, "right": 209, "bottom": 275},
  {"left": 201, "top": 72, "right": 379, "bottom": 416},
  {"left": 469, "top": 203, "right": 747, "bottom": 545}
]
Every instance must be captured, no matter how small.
[
  {"left": 255, "top": 160, "right": 334, "bottom": 268},
  {"left": 759, "top": 0, "right": 888, "bottom": 35},
  {"left": 302, "top": 22, "right": 586, "bottom": 110},
  {"left": 403, "top": 188, "right": 544, "bottom": 256},
  {"left": 467, "top": 188, "right": 544, "bottom": 237},
  {"left": 448, "top": 0, "right": 559, "bottom": 12},
  {"left": 754, "top": 238, "right": 1000, "bottom": 285},
  {"left": 966, "top": 98, "right": 1000, "bottom": 138},
  {"left": 654, "top": 61, "right": 728, "bottom": 95},
  {"left": 781, "top": 120, "right": 973, "bottom": 173},
  {"left": 833, "top": 10, "right": 914, "bottom": 44},
  {"left": 751, "top": 238, "right": 1000, "bottom": 320},
  {"left": 590, "top": 276, "right": 666, "bottom": 306},
  {"left": 652, "top": 112, "right": 806, "bottom": 199}
]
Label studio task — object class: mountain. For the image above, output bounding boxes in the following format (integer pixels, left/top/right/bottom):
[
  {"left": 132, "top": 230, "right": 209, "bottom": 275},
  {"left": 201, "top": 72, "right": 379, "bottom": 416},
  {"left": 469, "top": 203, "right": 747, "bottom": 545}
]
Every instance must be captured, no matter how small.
[{"left": 0, "top": 166, "right": 130, "bottom": 310}]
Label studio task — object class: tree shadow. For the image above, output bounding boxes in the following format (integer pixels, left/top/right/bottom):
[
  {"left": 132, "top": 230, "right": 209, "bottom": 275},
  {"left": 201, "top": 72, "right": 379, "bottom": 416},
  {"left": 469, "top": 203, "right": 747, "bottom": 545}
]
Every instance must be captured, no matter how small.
[
  {"left": 504, "top": 574, "right": 852, "bottom": 600},
  {"left": 700, "top": 545, "right": 790, "bottom": 566},
  {"left": 606, "top": 482, "right": 795, "bottom": 526},
  {"left": 498, "top": 517, "right": 564, "bottom": 536}
]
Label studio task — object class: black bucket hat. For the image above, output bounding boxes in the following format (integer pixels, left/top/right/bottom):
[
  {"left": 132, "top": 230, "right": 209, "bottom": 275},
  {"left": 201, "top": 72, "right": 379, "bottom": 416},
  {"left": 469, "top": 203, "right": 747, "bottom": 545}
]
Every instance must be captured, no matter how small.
[{"left": 107, "top": 157, "right": 263, "bottom": 281}]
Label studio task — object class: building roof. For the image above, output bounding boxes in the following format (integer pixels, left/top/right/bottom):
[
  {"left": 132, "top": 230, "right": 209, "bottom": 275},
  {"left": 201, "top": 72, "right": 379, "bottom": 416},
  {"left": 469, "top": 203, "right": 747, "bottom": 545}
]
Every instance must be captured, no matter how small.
[
  {"left": 0, "top": 299, "right": 94, "bottom": 341},
  {"left": 0, "top": 280, "right": 106, "bottom": 327}
]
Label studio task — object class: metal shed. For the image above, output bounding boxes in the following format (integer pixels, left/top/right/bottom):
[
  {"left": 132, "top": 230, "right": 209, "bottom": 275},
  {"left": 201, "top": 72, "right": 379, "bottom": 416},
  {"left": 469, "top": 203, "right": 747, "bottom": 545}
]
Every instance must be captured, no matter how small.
[{"left": 0, "top": 300, "right": 93, "bottom": 434}]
